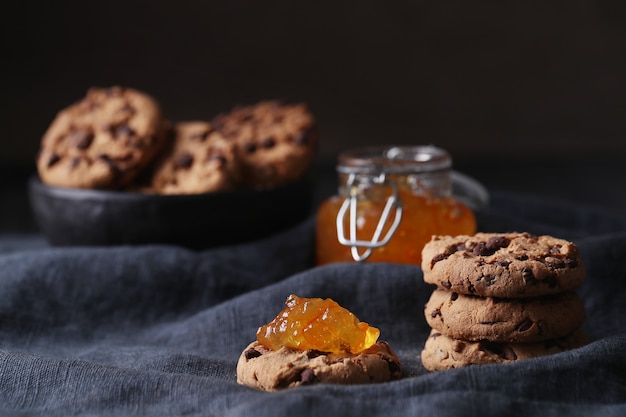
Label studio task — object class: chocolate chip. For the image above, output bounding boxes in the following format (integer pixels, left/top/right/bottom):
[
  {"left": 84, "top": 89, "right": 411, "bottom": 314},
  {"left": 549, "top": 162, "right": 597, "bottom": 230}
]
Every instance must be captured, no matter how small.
[
  {"left": 244, "top": 143, "right": 257, "bottom": 153},
  {"left": 104, "top": 87, "right": 123, "bottom": 96},
  {"left": 431, "top": 244, "right": 467, "bottom": 267},
  {"left": 473, "top": 237, "right": 508, "bottom": 256},
  {"left": 126, "top": 137, "right": 145, "bottom": 149},
  {"left": 516, "top": 254, "right": 529, "bottom": 261},
  {"left": 85, "top": 100, "right": 100, "bottom": 111},
  {"left": 479, "top": 341, "right": 517, "bottom": 360},
  {"left": 483, "top": 275, "right": 496, "bottom": 286},
  {"left": 118, "top": 104, "right": 135, "bottom": 115},
  {"left": 212, "top": 119, "right": 225, "bottom": 131},
  {"left": 385, "top": 358, "right": 401, "bottom": 376},
  {"left": 432, "top": 253, "right": 447, "bottom": 264},
  {"left": 244, "top": 348, "right": 261, "bottom": 360},
  {"left": 450, "top": 292, "right": 458, "bottom": 301},
  {"left": 262, "top": 137, "right": 276, "bottom": 148},
  {"left": 299, "top": 368, "right": 316, "bottom": 385},
  {"left": 207, "top": 154, "right": 227, "bottom": 165},
  {"left": 501, "top": 345, "right": 518, "bottom": 361},
  {"left": 431, "top": 332, "right": 442, "bottom": 339},
  {"left": 516, "top": 318, "right": 533, "bottom": 332},
  {"left": 472, "top": 242, "right": 491, "bottom": 256},
  {"left": 115, "top": 124, "right": 136, "bottom": 138},
  {"left": 292, "top": 130, "right": 310, "bottom": 145},
  {"left": 98, "top": 154, "right": 122, "bottom": 175},
  {"left": 47, "top": 153, "right": 61, "bottom": 167},
  {"left": 70, "top": 129, "right": 94, "bottom": 150},
  {"left": 70, "top": 157, "right": 80, "bottom": 170},
  {"left": 175, "top": 153, "right": 194, "bottom": 169},
  {"left": 497, "top": 261, "right": 510, "bottom": 268},
  {"left": 545, "top": 257, "right": 566, "bottom": 269},
  {"left": 522, "top": 267, "right": 536, "bottom": 285},
  {"left": 306, "top": 350, "right": 324, "bottom": 359},
  {"left": 190, "top": 129, "right": 212, "bottom": 141},
  {"left": 564, "top": 258, "right": 578, "bottom": 268},
  {"left": 441, "top": 280, "right": 452, "bottom": 290},
  {"left": 430, "top": 308, "right": 442, "bottom": 318},
  {"left": 549, "top": 245, "right": 563, "bottom": 255},
  {"left": 486, "top": 236, "right": 510, "bottom": 251}
]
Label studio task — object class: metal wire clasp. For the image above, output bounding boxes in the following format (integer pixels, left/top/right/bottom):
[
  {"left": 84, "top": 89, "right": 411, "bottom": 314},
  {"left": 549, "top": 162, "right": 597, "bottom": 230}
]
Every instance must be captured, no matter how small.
[{"left": 336, "top": 173, "right": 403, "bottom": 262}]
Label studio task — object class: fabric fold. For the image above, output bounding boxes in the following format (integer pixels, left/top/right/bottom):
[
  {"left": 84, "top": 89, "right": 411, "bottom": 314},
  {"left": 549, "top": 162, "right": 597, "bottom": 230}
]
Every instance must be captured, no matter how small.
[{"left": 1, "top": 191, "right": 625, "bottom": 416}]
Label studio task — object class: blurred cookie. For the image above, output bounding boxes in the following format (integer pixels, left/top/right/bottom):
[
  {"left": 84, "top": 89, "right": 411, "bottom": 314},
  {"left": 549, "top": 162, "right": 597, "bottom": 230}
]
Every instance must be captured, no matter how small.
[
  {"left": 421, "top": 328, "right": 588, "bottom": 371},
  {"left": 236, "top": 340, "right": 402, "bottom": 391},
  {"left": 424, "top": 289, "right": 586, "bottom": 343},
  {"left": 148, "top": 121, "right": 241, "bottom": 194},
  {"left": 212, "top": 100, "right": 318, "bottom": 188},
  {"left": 421, "top": 232, "right": 586, "bottom": 298},
  {"left": 37, "top": 86, "right": 168, "bottom": 189}
]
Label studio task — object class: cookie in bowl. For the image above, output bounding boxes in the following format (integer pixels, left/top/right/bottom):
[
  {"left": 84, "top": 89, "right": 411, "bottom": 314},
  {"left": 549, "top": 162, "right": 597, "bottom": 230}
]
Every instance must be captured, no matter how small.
[
  {"left": 212, "top": 100, "right": 318, "bottom": 189},
  {"left": 147, "top": 121, "right": 242, "bottom": 194},
  {"left": 36, "top": 86, "right": 169, "bottom": 189}
]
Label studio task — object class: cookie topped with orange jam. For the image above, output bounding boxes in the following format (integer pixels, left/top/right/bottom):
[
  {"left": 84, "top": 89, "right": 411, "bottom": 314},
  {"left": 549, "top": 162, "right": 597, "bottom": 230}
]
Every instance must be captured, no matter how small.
[
  {"left": 257, "top": 294, "right": 380, "bottom": 354},
  {"left": 237, "top": 294, "right": 402, "bottom": 391}
]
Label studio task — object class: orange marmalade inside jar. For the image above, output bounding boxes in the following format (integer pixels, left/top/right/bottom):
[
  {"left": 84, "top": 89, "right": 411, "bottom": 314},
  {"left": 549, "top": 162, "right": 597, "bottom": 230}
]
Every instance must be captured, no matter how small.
[
  {"left": 257, "top": 294, "right": 380, "bottom": 354},
  {"left": 316, "top": 146, "right": 478, "bottom": 266}
]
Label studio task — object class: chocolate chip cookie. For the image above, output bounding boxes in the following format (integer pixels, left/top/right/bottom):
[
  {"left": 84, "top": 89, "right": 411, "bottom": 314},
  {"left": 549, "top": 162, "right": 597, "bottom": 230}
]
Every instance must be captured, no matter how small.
[
  {"left": 421, "top": 232, "right": 586, "bottom": 298},
  {"left": 148, "top": 121, "right": 241, "bottom": 194},
  {"left": 424, "top": 289, "right": 586, "bottom": 343},
  {"left": 237, "top": 340, "right": 402, "bottom": 391},
  {"left": 212, "top": 100, "right": 318, "bottom": 189},
  {"left": 37, "top": 86, "right": 168, "bottom": 189},
  {"left": 421, "top": 328, "right": 588, "bottom": 371}
]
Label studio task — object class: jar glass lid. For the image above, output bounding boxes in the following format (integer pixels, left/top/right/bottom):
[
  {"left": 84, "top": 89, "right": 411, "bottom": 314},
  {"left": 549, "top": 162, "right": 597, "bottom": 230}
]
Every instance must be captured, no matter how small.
[{"left": 337, "top": 145, "right": 452, "bottom": 175}]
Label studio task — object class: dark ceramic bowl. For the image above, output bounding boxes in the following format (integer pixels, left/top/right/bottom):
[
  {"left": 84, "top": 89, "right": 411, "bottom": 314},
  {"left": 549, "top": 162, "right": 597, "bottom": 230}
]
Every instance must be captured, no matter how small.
[{"left": 28, "top": 176, "right": 313, "bottom": 249}]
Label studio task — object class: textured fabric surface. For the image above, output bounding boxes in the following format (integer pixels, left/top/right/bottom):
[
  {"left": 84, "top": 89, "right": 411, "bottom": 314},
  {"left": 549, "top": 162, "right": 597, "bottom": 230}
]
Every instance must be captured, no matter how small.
[{"left": 1, "top": 191, "right": 625, "bottom": 416}]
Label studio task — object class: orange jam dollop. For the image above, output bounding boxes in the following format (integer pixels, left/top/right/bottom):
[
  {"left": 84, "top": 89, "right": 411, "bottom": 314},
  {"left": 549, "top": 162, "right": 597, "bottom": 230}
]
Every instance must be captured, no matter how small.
[{"left": 256, "top": 294, "right": 380, "bottom": 354}]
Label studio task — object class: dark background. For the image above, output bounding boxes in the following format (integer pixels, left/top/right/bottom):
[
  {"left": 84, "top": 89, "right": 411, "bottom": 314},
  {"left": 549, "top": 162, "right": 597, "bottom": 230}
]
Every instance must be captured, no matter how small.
[{"left": 3, "top": 0, "right": 626, "bottom": 232}]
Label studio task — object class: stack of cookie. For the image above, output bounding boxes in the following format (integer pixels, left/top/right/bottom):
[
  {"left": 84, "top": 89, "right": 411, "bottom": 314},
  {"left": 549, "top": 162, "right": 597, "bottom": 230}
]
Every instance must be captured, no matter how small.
[{"left": 419, "top": 232, "right": 589, "bottom": 371}]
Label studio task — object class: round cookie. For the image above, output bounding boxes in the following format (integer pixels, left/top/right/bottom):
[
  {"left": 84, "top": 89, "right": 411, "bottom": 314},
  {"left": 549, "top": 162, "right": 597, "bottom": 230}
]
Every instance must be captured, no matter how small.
[
  {"left": 424, "top": 289, "right": 586, "bottom": 343},
  {"left": 37, "top": 86, "right": 168, "bottom": 189},
  {"left": 236, "top": 340, "right": 402, "bottom": 391},
  {"left": 211, "top": 100, "right": 318, "bottom": 189},
  {"left": 148, "top": 121, "right": 241, "bottom": 194},
  {"left": 421, "top": 232, "right": 586, "bottom": 298},
  {"left": 421, "top": 328, "right": 589, "bottom": 371}
]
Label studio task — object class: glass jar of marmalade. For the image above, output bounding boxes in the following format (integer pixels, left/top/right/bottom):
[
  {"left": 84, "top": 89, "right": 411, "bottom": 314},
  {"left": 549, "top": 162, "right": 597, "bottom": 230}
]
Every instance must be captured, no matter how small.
[{"left": 316, "top": 145, "right": 484, "bottom": 266}]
